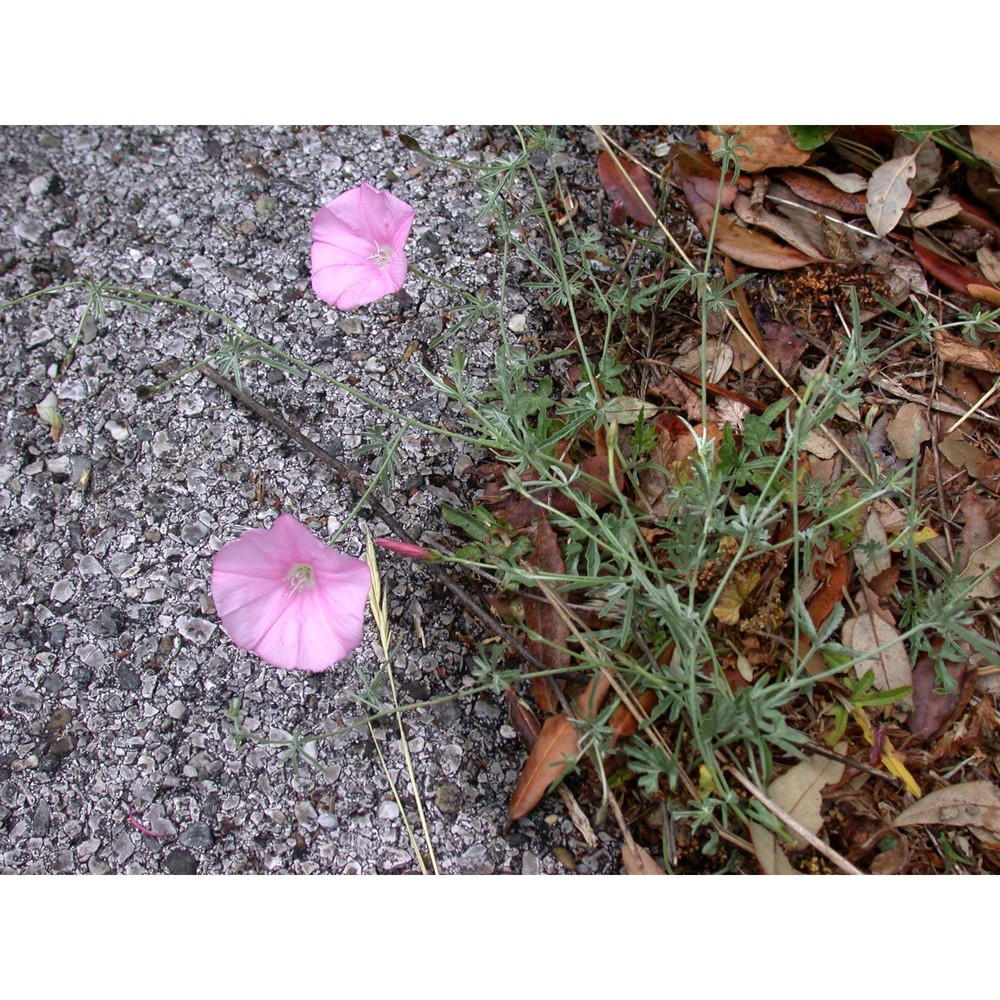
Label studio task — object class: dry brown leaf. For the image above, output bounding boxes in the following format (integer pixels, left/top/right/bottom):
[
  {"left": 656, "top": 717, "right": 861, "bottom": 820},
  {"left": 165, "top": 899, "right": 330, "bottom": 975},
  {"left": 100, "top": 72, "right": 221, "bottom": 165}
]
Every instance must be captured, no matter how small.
[
  {"left": 843, "top": 612, "right": 912, "bottom": 700},
  {"left": 503, "top": 687, "right": 542, "bottom": 747},
  {"left": 672, "top": 148, "right": 817, "bottom": 271},
  {"left": 673, "top": 339, "right": 733, "bottom": 382},
  {"left": 524, "top": 513, "right": 570, "bottom": 690},
  {"left": 724, "top": 257, "right": 765, "bottom": 373},
  {"left": 749, "top": 747, "right": 847, "bottom": 875},
  {"left": 886, "top": 402, "right": 931, "bottom": 459},
  {"left": 957, "top": 492, "right": 993, "bottom": 573},
  {"left": 806, "top": 546, "right": 849, "bottom": 629},
  {"left": 761, "top": 322, "right": 807, "bottom": 379},
  {"left": 893, "top": 781, "right": 1000, "bottom": 834},
  {"left": 775, "top": 168, "right": 869, "bottom": 214},
  {"left": 509, "top": 713, "right": 580, "bottom": 820},
  {"left": 715, "top": 397, "right": 749, "bottom": 432},
  {"left": 866, "top": 154, "right": 916, "bottom": 236},
  {"left": 972, "top": 456, "right": 1000, "bottom": 494},
  {"left": 857, "top": 509, "right": 891, "bottom": 582},
  {"left": 910, "top": 193, "right": 963, "bottom": 228},
  {"left": 621, "top": 841, "right": 666, "bottom": 875},
  {"left": 733, "top": 193, "right": 828, "bottom": 259},
  {"left": 934, "top": 330, "right": 1000, "bottom": 372},
  {"left": 806, "top": 165, "right": 868, "bottom": 194},
  {"left": 550, "top": 453, "right": 623, "bottom": 517},
  {"left": 894, "top": 135, "right": 942, "bottom": 197},
  {"left": 976, "top": 246, "right": 1000, "bottom": 285},
  {"left": 713, "top": 567, "right": 761, "bottom": 626},
  {"left": 967, "top": 283, "right": 1000, "bottom": 306},
  {"left": 703, "top": 126, "right": 811, "bottom": 172},
  {"left": 944, "top": 364, "right": 986, "bottom": 406},
  {"left": 906, "top": 653, "right": 970, "bottom": 740},
  {"left": 969, "top": 126, "right": 1000, "bottom": 182},
  {"left": 597, "top": 151, "right": 656, "bottom": 228},
  {"left": 608, "top": 688, "right": 657, "bottom": 747},
  {"left": 957, "top": 533, "right": 1000, "bottom": 599},
  {"left": 938, "top": 431, "right": 988, "bottom": 475},
  {"left": 914, "top": 241, "right": 989, "bottom": 299},
  {"left": 801, "top": 430, "right": 838, "bottom": 460}
]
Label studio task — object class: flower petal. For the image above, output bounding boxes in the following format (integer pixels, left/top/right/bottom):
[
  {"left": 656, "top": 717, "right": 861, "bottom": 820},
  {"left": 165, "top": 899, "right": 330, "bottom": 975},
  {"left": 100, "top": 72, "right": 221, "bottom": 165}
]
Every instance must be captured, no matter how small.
[
  {"left": 309, "top": 182, "right": 414, "bottom": 310},
  {"left": 312, "top": 259, "right": 400, "bottom": 310},
  {"left": 211, "top": 515, "right": 371, "bottom": 672},
  {"left": 356, "top": 181, "right": 415, "bottom": 247}
]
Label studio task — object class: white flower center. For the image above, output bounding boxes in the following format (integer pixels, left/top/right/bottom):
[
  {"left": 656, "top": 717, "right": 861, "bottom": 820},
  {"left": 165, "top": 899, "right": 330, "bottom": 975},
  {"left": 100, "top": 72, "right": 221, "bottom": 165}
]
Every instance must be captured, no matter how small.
[
  {"left": 286, "top": 563, "right": 316, "bottom": 592},
  {"left": 366, "top": 244, "right": 393, "bottom": 270}
]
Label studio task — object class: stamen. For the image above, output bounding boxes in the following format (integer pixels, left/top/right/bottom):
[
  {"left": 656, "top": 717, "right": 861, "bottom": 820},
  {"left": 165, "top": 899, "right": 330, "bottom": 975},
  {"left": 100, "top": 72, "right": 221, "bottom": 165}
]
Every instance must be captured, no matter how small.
[
  {"left": 366, "top": 244, "right": 393, "bottom": 269},
  {"left": 286, "top": 563, "right": 316, "bottom": 592}
]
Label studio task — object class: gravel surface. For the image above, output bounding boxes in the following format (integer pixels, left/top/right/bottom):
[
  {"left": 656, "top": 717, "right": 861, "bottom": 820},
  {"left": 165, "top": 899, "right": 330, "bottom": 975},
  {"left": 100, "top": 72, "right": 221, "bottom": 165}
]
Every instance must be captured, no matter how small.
[{"left": 0, "top": 125, "right": 622, "bottom": 874}]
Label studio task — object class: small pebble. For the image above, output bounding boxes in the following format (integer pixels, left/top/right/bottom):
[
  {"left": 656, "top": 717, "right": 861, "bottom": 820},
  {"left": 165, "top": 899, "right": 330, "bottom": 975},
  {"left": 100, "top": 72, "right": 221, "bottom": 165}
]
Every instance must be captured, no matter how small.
[
  {"left": 165, "top": 848, "right": 197, "bottom": 875},
  {"left": 176, "top": 616, "right": 214, "bottom": 645},
  {"left": 50, "top": 579, "right": 75, "bottom": 603},
  {"left": 31, "top": 800, "right": 51, "bottom": 837},
  {"left": 178, "top": 822, "right": 213, "bottom": 850},
  {"left": 104, "top": 419, "right": 129, "bottom": 441},
  {"left": 29, "top": 174, "right": 52, "bottom": 197},
  {"left": 77, "top": 554, "right": 105, "bottom": 577}
]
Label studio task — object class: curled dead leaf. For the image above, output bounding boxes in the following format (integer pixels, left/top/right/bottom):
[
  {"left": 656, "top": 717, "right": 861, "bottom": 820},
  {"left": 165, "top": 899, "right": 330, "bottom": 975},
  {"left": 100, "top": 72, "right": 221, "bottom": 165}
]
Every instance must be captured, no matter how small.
[
  {"left": 672, "top": 147, "right": 817, "bottom": 271},
  {"left": 674, "top": 339, "right": 733, "bottom": 382},
  {"left": 597, "top": 151, "right": 656, "bottom": 227},
  {"left": 733, "top": 193, "right": 828, "bottom": 259},
  {"left": 933, "top": 329, "right": 1000, "bottom": 372},
  {"left": 910, "top": 193, "right": 963, "bottom": 229},
  {"left": 713, "top": 568, "right": 761, "bottom": 626}
]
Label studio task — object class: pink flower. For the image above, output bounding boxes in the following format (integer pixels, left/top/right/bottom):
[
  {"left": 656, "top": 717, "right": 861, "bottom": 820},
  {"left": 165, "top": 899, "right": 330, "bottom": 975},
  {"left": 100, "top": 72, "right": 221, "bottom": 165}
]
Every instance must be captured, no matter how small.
[
  {"left": 374, "top": 537, "right": 434, "bottom": 561},
  {"left": 211, "top": 514, "right": 371, "bottom": 672},
  {"left": 311, "top": 181, "right": 415, "bottom": 310}
]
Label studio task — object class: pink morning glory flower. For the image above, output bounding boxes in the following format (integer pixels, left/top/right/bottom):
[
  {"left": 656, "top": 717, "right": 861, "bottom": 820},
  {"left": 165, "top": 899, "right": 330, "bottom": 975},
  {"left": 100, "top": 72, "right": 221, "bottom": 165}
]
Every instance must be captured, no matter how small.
[
  {"left": 211, "top": 514, "right": 371, "bottom": 672},
  {"left": 311, "top": 181, "right": 415, "bottom": 310}
]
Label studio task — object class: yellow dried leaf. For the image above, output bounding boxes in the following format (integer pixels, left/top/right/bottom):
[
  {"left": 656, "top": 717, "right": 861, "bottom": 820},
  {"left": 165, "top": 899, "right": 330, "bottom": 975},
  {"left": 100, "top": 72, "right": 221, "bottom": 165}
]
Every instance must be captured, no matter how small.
[
  {"left": 851, "top": 705, "right": 921, "bottom": 798},
  {"left": 36, "top": 391, "right": 63, "bottom": 443},
  {"left": 712, "top": 568, "right": 761, "bottom": 625}
]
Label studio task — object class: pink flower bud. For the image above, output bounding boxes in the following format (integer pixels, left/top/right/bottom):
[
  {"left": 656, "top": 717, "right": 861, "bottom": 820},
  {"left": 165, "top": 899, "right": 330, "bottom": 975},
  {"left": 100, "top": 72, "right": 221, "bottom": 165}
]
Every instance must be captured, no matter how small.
[{"left": 374, "top": 537, "right": 432, "bottom": 561}]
